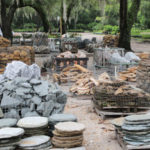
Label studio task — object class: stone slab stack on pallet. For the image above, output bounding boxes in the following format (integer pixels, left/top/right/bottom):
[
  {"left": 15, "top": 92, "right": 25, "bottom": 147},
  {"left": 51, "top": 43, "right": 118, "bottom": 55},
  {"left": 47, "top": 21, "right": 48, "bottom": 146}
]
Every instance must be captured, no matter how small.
[
  {"left": 0, "top": 46, "right": 35, "bottom": 74},
  {"left": 137, "top": 54, "right": 150, "bottom": 93}
]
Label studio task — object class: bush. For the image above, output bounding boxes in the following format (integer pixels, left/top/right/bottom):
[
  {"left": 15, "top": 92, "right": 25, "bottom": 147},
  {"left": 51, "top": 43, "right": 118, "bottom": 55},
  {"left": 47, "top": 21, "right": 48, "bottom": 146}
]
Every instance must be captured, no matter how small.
[{"left": 103, "top": 25, "right": 119, "bottom": 34}]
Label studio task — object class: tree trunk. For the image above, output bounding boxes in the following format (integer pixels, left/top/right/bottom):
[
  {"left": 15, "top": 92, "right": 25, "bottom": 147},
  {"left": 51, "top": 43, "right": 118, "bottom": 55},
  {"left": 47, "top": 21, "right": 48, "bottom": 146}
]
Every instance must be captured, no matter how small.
[{"left": 119, "top": 0, "right": 141, "bottom": 51}]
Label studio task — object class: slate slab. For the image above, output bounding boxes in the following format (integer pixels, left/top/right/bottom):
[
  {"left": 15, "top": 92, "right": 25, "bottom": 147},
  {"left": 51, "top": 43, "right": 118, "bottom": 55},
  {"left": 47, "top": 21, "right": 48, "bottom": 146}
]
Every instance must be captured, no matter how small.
[{"left": 0, "top": 118, "right": 17, "bottom": 128}]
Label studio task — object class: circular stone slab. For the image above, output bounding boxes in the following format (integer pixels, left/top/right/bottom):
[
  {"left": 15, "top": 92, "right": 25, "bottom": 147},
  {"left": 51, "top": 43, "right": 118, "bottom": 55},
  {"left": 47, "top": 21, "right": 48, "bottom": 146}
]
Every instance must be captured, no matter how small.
[
  {"left": 49, "top": 114, "right": 77, "bottom": 124},
  {"left": 0, "top": 127, "right": 24, "bottom": 139},
  {"left": 17, "top": 117, "right": 48, "bottom": 128},
  {"left": 55, "top": 122, "right": 85, "bottom": 134},
  {"left": 125, "top": 114, "right": 150, "bottom": 122},
  {"left": 0, "top": 118, "right": 17, "bottom": 128},
  {"left": 19, "top": 135, "right": 50, "bottom": 148}
]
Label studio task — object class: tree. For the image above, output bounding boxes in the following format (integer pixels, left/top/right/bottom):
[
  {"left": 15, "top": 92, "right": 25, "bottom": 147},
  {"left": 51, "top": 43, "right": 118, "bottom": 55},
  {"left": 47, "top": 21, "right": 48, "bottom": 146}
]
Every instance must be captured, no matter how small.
[
  {"left": 0, "top": 0, "right": 50, "bottom": 40},
  {"left": 119, "top": 0, "right": 141, "bottom": 51}
]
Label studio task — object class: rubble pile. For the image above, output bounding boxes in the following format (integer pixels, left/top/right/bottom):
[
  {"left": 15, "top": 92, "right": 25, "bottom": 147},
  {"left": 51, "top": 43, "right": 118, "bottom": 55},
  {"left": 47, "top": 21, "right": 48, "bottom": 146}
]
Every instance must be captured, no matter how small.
[
  {"left": 102, "top": 34, "right": 119, "bottom": 47},
  {"left": 52, "top": 122, "right": 85, "bottom": 148},
  {"left": 0, "top": 37, "right": 10, "bottom": 47},
  {"left": 118, "top": 67, "right": 137, "bottom": 82},
  {"left": 0, "top": 77, "right": 67, "bottom": 119},
  {"left": 0, "top": 46, "right": 35, "bottom": 74}
]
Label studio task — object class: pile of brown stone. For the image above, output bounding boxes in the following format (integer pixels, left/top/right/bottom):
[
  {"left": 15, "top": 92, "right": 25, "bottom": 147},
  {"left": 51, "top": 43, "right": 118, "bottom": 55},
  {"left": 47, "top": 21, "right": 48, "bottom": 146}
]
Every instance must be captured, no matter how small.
[
  {"left": 0, "top": 37, "right": 11, "bottom": 47},
  {"left": 102, "top": 34, "right": 119, "bottom": 47},
  {"left": 0, "top": 46, "right": 35, "bottom": 74}
]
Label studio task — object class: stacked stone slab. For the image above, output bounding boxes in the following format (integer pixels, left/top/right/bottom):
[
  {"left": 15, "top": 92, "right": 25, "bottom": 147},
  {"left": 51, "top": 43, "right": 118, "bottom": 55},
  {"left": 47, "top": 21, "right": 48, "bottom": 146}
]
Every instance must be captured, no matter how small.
[
  {"left": 0, "top": 77, "right": 67, "bottom": 119},
  {"left": 17, "top": 117, "right": 48, "bottom": 137},
  {"left": 0, "top": 46, "right": 35, "bottom": 74},
  {"left": 18, "top": 135, "right": 52, "bottom": 150},
  {"left": 122, "top": 114, "right": 150, "bottom": 146},
  {"left": 52, "top": 122, "right": 85, "bottom": 148},
  {"left": 0, "top": 127, "right": 24, "bottom": 150},
  {"left": 48, "top": 114, "right": 77, "bottom": 136},
  {"left": 137, "top": 57, "right": 150, "bottom": 93}
]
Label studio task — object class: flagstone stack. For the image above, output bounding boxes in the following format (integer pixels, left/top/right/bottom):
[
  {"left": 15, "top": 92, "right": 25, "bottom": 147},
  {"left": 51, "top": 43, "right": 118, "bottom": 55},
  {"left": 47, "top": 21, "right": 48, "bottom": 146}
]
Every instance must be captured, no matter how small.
[
  {"left": 0, "top": 127, "right": 24, "bottom": 150},
  {"left": 18, "top": 135, "right": 52, "bottom": 150},
  {"left": 48, "top": 114, "right": 77, "bottom": 137},
  {"left": 52, "top": 122, "right": 85, "bottom": 148},
  {"left": 17, "top": 117, "right": 48, "bottom": 137},
  {"left": 122, "top": 114, "right": 150, "bottom": 146}
]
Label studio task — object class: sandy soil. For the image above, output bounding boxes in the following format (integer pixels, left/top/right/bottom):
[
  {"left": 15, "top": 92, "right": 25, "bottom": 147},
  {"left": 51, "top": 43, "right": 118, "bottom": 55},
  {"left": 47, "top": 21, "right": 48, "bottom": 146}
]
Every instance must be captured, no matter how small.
[{"left": 38, "top": 33, "right": 150, "bottom": 150}]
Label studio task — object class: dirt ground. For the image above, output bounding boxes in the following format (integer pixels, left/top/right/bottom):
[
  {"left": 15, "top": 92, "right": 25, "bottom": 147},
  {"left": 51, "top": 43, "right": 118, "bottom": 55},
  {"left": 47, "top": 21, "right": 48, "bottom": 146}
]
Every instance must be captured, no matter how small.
[{"left": 38, "top": 34, "right": 150, "bottom": 150}]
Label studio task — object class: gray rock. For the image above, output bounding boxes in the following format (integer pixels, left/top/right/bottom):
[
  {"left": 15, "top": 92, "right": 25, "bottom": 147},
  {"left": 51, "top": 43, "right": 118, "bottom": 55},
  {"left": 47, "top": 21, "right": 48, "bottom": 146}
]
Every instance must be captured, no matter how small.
[
  {"left": 16, "top": 88, "right": 31, "bottom": 96},
  {"left": 48, "top": 114, "right": 77, "bottom": 124},
  {"left": 1, "top": 94, "right": 22, "bottom": 108},
  {"left": 30, "top": 79, "right": 41, "bottom": 85},
  {"left": 46, "top": 94, "right": 56, "bottom": 102},
  {"left": 30, "top": 103, "right": 35, "bottom": 111},
  {"left": 20, "top": 83, "right": 32, "bottom": 88},
  {"left": 4, "top": 109, "right": 20, "bottom": 119},
  {"left": 33, "top": 81, "right": 49, "bottom": 97},
  {"left": 14, "top": 77, "right": 29, "bottom": 85},
  {"left": 24, "top": 111, "right": 40, "bottom": 117},
  {"left": 125, "top": 114, "right": 150, "bottom": 122},
  {"left": 0, "top": 118, "right": 17, "bottom": 128},
  {"left": 43, "top": 101, "right": 54, "bottom": 117},
  {"left": 37, "top": 103, "right": 45, "bottom": 114},
  {"left": 56, "top": 94, "right": 67, "bottom": 104},
  {"left": 31, "top": 96, "right": 41, "bottom": 105},
  {"left": 21, "top": 108, "right": 31, "bottom": 117}
]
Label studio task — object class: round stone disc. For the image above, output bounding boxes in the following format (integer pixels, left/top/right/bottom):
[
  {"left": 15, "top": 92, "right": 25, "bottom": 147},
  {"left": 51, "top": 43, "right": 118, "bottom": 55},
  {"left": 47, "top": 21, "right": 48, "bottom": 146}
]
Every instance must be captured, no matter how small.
[
  {"left": 0, "top": 127, "right": 24, "bottom": 139},
  {"left": 125, "top": 114, "right": 150, "bottom": 122},
  {"left": 49, "top": 114, "right": 77, "bottom": 124},
  {"left": 19, "top": 135, "right": 50, "bottom": 148},
  {"left": 0, "top": 118, "right": 17, "bottom": 128},
  {"left": 17, "top": 117, "right": 48, "bottom": 128},
  {"left": 55, "top": 122, "right": 85, "bottom": 134}
]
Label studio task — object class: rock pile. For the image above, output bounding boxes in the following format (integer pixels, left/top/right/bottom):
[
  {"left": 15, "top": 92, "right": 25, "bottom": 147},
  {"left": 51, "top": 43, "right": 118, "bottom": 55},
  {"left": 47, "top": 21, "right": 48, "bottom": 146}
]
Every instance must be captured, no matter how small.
[
  {"left": 137, "top": 58, "right": 150, "bottom": 93},
  {"left": 122, "top": 114, "right": 150, "bottom": 146},
  {"left": 102, "top": 34, "right": 119, "bottom": 47},
  {"left": 52, "top": 122, "right": 85, "bottom": 148},
  {"left": 0, "top": 127, "right": 24, "bottom": 150},
  {"left": 0, "top": 46, "right": 35, "bottom": 74},
  {"left": 48, "top": 114, "right": 77, "bottom": 136},
  {"left": 0, "top": 77, "right": 67, "bottom": 119},
  {"left": 17, "top": 117, "right": 48, "bottom": 137},
  {"left": 19, "top": 135, "right": 52, "bottom": 150},
  {"left": 0, "top": 37, "right": 10, "bottom": 47}
]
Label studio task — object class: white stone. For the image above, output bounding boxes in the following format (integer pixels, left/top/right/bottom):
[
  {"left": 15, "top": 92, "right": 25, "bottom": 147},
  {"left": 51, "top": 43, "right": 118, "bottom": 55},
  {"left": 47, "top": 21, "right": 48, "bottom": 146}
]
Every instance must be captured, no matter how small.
[
  {"left": 55, "top": 122, "right": 85, "bottom": 133},
  {"left": 17, "top": 117, "right": 48, "bottom": 128},
  {"left": 19, "top": 135, "right": 50, "bottom": 147},
  {"left": 0, "top": 127, "right": 24, "bottom": 139}
]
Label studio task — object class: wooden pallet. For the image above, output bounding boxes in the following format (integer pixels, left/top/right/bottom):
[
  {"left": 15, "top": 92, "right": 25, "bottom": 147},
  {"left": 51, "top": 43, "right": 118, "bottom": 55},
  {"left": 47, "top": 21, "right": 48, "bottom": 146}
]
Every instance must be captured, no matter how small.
[
  {"left": 116, "top": 128, "right": 150, "bottom": 150},
  {"left": 92, "top": 101, "right": 149, "bottom": 120}
]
